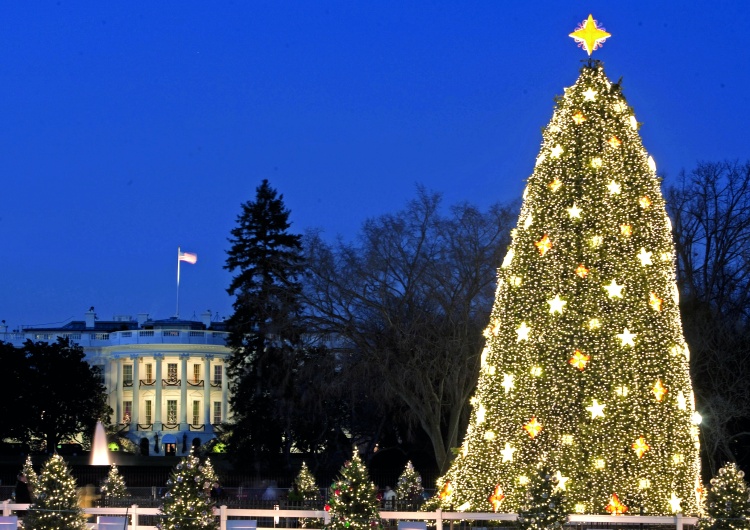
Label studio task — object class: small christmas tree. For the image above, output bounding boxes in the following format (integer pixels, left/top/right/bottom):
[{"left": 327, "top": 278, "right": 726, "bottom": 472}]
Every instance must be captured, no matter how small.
[
  {"left": 100, "top": 464, "right": 129, "bottom": 503},
  {"left": 158, "top": 454, "right": 218, "bottom": 530},
  {"left": 295, "top": 462, "right": 320, "bottom": 502},
  {"left": 395, "top": 461, "right": 424, "bottom": 510},
  {"left": 22, "top": 455, "right": 38, "bottom": 498},
  {"left": 294, "top": 462, "right": 322, "bottom": 527},
  {"left": 24, "top": 454, "right": 87, "bottom": 530},
  {"left": 699, "top": 463, "right": 750, "bottom": 530},
  {"left": 202, "top": 458, "right": 219, "bottom": 492},
  {"left": 325, "top": 450, "right": 382, "bottom": 530},
  {"left": 516, "top": 466, "right": 570, "bottom": 530}
]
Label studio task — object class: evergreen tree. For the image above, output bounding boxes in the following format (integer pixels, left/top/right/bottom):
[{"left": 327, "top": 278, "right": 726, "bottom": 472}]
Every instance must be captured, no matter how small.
[
  {"left": 395, "top": 461, "right": 424, "bottom": 510},
  {"left": 100, "top": 463, "right": 129, "bottom": 502},
  {"left": 225, "top": 179, "right": 305, "bottom": 470},
  {"left": 25, "top": 454, "right": 87, "bottom": 530},
  {"left": 295, "top": 462, "right": 320, "bottom": 501},
  {"left": 22, "top": 455, "right": 38, "bottom": 498},
  {"left": 516, "top": 466, "right": 570, "bottom": 530},
  {"left": 437, "top": 20, "right": 701, "bottom": 515},
  {"left": 294, "top": 462, "right": 322, "bottom": 528},
  {"left": 158, "top": 454, "right": 218, "bottom": 530},
  {"left": 325, "top": 451, "right": 382, "bottom": 530},
  {"left": 699, "top": 463, "right": 750, "bottom": 530}
]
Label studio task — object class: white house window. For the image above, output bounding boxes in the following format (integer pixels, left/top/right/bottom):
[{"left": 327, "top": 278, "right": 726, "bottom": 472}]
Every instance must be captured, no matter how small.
[
  {"left": 145, "top": 400, "right": 152, "bottom": 424},
  {"left": 123, "top": 401, "right": 132, "bottom": 423},
  {"left": 192, "top": 400, "right": 200, "bottom": 425},
  {"left": 123, "top": 365, "right": 133, "bottom": 386},
  {"left": 167, "top": 363, "right": 177, "bottom": 382},
  {"left": 193, "top": 364, "right": 200, "bottom": 384},
  {"left": 213, "top": 365, "right": 222, "bottom": 385},
  {"left": 213, "top": 402, "right": 222, "bottom": 424},
  {"left": 167, "top": 400, "right": 177, "bottom": 424},
  {"left": 144, "top": 363, "right": 153, "bottom": 383}
]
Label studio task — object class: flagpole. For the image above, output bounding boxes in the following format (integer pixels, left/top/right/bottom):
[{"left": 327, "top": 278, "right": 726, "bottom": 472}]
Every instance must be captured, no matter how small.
[{"left": 176, "top": 246, "right": 181, "bottom": 318}]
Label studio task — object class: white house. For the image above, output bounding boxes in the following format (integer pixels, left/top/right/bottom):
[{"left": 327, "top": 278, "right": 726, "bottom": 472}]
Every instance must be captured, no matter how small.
[{"left": 0, "top": 309, "right": 232, "bottom": 456}]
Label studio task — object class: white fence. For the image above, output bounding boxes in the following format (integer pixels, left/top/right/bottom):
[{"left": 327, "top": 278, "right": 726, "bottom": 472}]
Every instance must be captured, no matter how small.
[{"left": 0, "top": 502, "right": 698, "bottom": 530}]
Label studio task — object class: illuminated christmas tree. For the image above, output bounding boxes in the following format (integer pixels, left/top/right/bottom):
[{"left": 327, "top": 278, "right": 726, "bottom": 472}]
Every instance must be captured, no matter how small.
[
  {"left": 100, "top": 463, "right": 129, "bottom": 502},
  {"left": 437, "top": 15, "right": 701, "bottom": 516},
  {"left": 24, "top": 454, "right": 87, "bottom": 530},
  {"left": 699, "top": 463, "right": 750, "bottom": 530},
  {"left": 158, "top": 454, "right": 218, "bottom": 530},
  {"left": 295, "top": 462, "right": 320, "bottom": 501},
  {"left": 395, "top": 461, "right": 424, "bottom": 510},
  {"left": 22, "top": 455, "right": 38, "bottom": 498},
  {"left": 325, "top": 451, "right": 382, "bottom": 530},
  {"left": 294, "top": 462, "right": 322, "bottom": 528},
  {"left": 516, "top": 465, "right": 570, "bottom": 530}
]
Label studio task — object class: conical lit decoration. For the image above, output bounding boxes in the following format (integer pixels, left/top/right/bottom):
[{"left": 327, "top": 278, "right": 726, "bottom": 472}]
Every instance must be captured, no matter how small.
[{"left": 436, "top": 17, "right": 701, "bottom": 515}]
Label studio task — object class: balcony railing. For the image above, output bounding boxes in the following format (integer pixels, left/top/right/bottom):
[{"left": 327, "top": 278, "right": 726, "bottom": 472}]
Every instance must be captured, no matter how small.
[
  {"left": 188, "top": 379, "right": 204, "bottom": 387},
  {"left": 1, "top": 328, "right": 229, "bottom": 348}
]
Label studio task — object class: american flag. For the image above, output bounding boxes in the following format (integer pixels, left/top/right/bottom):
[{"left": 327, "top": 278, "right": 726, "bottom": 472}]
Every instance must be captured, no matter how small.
[{"left": 178, "top": 251, "right": 197, "bottom": 264}]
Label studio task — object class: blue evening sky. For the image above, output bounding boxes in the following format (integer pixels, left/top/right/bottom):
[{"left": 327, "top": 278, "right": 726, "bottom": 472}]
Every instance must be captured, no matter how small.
[{"left": 1, "top": 3, "right": 748, "bottom": 329}]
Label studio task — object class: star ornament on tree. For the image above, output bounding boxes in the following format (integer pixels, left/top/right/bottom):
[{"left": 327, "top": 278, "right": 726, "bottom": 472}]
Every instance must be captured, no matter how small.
[
  {"left": 548, "top": 294, "right": 567, "bottom": 314},
  {"left": 633, "top": 436, "right": 650, "bottom": 458},
  {"left": 570, "top": 350, "right": 590, "bottom": 370},
  {"left": 535, "top": 234, "right": 552, "bottom": 256},
  {"left": 606, "top": 492, "right": 628, "bottom": 515},
  {"left": 524, "top": 416, "right": 543, "bottom": 438},
  {"left": 500, "top": 442, "right": 516, "bottom": 462},
  {"left": 569, "top": 15, "right": 612, "bottom": 56},
  {"left": 488, "top": 484, "right": 505, "bottom": 512}
]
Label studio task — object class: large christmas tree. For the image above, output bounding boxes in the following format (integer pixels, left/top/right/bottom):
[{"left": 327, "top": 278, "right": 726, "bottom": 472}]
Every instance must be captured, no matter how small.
[{"left": 437, "top": 16, "right": 701, "bottom": 516}]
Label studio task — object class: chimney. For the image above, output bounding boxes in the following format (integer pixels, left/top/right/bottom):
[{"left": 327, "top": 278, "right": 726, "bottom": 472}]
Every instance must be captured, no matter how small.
[
  {"left": 201, "top": 310, "right": 212, "bottom": 329},
  {"left": 137, "top": 313, "right": 149, "bottom": 327},
  {"left": 85, "top": 308, "right": 96, "bottom": 329}
]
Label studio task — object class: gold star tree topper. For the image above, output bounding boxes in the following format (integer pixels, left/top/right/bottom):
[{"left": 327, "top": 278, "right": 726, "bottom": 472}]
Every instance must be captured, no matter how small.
[{"left": 569, "top": 15, "right": 611, "bottom": 55}]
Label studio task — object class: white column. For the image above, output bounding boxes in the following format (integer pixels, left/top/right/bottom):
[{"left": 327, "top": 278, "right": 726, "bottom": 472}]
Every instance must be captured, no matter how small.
[
  {"left": 115, "top": 356, "right": 123, "bottom": 424},
  {"left": 179, "top": 354, "right": 189, "bottom": 429},
  {"left": 131, "top": 355, "right": 140, "bottom": 430},
  {"left": 154, "top": 353, "right": 163, "bottom": 430},
  {"left": 221, "top": 358, "right": 229, "bottom": 422},
  {"left": 203, "top": 355, "right": 213, "bottom": 432}
]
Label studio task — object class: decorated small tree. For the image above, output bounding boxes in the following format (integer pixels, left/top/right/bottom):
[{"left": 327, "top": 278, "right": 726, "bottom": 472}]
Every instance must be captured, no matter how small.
[
  {"left": 516, "top": 466, "right": 570, "bottom": 530},
  {"left": 294, "top": 462, "right": 322, "bottom": 527},
  {"left": 158, "top": 454, "right": 218, "bottom": 530},
  {"left": 100, "top": 463, "right": 129, "bottom": 503},
  {"left": 22, "top": 455, "right": 38, "bottom": 499},
  {"left": 395, "top": 461, "right": 424, "bottom": 510},
  {"left": 699, "top": 463, "right": 750, "bottom": 530},
  {"left": 24, "top": 454, "right": 87, "bottom": 530},
  {"left": 295, "top": 461, "right": 321, "bottom": 502},
  {"left": 325, "top": 450, "right": 382, "bottom": 530}
]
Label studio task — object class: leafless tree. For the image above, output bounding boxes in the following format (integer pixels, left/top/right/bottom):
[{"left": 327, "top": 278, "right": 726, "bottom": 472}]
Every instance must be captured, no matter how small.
[
  {"left": 303, "top": 187, "right": 515, "bottom": 473},
  {"left": 667, "top": 160, "right": 750, "bottom": 477}
]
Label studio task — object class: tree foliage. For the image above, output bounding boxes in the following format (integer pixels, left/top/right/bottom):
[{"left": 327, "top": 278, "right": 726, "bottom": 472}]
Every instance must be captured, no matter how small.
[
  {"left": 0, "top": 337, "right": 110, "bottom": 451},
  {"left": 224, "top": 179, "right": 308, "bottom": 471},
  {"left": 304, "top": 187, "right": 514, "bottom": 473},
  {"left": 667, "top": 160, "right": 750, "bottom": 477}
]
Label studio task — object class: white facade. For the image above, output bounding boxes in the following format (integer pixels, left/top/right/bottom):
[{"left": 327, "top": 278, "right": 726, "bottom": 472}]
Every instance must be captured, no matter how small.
[{"left": 0, "top": 309, "right": 232, "bottom": 456}]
